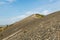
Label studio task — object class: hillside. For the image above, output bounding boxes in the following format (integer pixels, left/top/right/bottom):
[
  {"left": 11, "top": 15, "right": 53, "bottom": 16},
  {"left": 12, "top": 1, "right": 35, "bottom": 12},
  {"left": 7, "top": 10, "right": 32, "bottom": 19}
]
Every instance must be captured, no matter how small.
[
  {"left": 0, "top": 14, "right": 44, "bottom": 32},
  {"left": 0, "top": 11, "right": 60, "bottom": 40}
]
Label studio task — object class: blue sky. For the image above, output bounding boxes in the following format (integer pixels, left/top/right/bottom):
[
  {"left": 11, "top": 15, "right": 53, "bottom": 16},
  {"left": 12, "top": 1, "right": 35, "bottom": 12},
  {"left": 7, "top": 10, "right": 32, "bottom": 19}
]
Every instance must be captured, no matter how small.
[{"left": 0, "top": 0, "right": 60, "bottom": 25}]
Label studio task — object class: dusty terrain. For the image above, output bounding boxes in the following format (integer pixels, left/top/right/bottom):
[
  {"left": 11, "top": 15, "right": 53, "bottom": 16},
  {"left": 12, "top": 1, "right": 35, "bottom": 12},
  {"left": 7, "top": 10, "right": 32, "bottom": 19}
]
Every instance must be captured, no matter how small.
[{"left": 0, "top": 11, "right": 60, "bottom": 40}]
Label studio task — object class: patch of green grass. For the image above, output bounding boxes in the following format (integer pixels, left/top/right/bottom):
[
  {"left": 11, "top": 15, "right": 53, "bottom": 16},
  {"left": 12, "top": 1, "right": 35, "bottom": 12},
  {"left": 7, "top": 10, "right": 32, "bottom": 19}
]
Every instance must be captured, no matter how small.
[{"left": 35, "top": 14, "right": 44, "bottom": 18}]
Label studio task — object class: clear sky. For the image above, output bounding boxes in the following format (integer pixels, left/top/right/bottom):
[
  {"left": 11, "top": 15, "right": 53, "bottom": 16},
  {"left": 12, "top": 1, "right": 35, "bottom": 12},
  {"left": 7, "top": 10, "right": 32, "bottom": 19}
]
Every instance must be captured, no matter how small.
[{"left": 0, "top": 0, "right": 60, "bottom": 25}]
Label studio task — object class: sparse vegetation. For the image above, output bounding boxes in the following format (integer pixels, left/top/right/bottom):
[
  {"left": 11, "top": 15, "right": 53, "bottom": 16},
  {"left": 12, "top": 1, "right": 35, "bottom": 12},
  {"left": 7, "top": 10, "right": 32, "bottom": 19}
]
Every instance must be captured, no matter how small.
[
  {"left": 0, "top": 25, "right": 9, "bottom": 32},
  {"left": 0, "top": 27, "right": 5, "bottom": 32},
  {"left": 35, "top": 14, "right": 44, "bottom": 18}
]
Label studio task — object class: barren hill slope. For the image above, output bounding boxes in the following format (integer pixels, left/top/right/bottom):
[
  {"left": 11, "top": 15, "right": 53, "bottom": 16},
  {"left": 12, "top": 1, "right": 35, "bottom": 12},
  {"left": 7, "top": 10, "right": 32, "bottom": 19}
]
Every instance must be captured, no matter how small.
[
  {"left": 0, "top": 11, "right": 60, "bottom": 40},
  {"left": 0, "top": 14, "right": 44, "bottom": 40}
]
